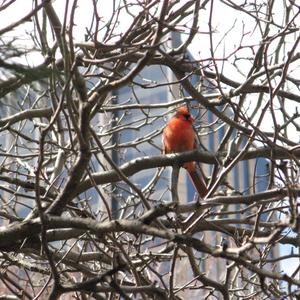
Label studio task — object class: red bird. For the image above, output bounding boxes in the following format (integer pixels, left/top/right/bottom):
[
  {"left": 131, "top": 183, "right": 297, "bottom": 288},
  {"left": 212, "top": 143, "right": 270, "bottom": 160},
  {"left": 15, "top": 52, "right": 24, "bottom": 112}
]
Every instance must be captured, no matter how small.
[{"left": 163, "top": 106, "right": 207, "bottom": 197}]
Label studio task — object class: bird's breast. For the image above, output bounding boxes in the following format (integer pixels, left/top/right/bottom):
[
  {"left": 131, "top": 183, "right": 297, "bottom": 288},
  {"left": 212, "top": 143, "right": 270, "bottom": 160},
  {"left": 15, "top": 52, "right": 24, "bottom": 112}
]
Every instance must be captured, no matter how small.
[{"left": 163, "top": 119, "right": 195, "bottom": 153}]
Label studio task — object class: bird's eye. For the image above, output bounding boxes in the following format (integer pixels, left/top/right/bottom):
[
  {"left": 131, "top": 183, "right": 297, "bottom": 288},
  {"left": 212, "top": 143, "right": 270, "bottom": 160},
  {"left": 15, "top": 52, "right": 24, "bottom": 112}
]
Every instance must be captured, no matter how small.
[{"left": 184, "top": 114, "right": 190, "bottom": 120}]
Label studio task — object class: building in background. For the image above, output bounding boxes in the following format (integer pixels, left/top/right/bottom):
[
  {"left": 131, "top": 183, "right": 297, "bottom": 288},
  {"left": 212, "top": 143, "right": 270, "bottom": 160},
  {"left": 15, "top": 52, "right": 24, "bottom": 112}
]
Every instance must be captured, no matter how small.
[{"left": 109, "top": 33, "right": 271, "bottom": 298}]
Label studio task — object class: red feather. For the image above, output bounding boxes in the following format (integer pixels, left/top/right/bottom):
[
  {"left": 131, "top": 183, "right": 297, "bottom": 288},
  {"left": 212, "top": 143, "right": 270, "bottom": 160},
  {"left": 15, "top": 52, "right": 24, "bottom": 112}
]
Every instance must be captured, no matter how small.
[{"left": 163, "top": 106, "right": 207, "bottom": 197}]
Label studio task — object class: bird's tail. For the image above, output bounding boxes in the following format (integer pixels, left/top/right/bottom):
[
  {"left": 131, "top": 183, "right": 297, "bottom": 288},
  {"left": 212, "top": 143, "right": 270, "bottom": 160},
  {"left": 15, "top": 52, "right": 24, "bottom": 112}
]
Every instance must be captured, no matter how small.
[{"left": 186, "top": 163, "right": 207, "bottom": 198}]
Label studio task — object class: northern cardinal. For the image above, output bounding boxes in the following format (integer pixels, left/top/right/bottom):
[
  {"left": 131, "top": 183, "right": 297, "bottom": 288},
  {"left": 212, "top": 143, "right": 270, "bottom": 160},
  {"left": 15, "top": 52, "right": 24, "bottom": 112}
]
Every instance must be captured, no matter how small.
[{"left": 163, "top": 106, "right": 207, "bottom": 197}]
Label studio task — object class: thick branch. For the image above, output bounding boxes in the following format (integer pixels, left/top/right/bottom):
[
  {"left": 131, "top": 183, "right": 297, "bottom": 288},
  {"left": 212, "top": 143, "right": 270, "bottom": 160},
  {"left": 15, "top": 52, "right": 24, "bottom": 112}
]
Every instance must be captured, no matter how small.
[{"left": 76, "top": 147, "right": 300, "bottom": 195}]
